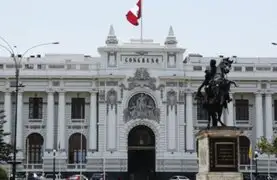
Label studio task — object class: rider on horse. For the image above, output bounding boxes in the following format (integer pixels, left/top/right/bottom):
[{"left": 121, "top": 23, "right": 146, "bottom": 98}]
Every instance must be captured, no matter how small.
[
  {"left": 196, "top": 59, "right": 217, "bottom": 98},
  {"left": 196, "top": 59, "right": 233, "bottom": 102},
  {"left": 195, "top": 57, "right": 237, "bottom": 128}
]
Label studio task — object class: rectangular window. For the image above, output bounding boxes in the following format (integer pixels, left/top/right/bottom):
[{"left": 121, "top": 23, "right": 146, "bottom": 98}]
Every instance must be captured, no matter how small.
[
  {"left": 197, "top": 100, "right": 208, "bottom": 121},
  {"left": 28, "top": 144, "right": 43, "bottom": 163},
  {"left": 71, "top": 98, "right": 85, "bottom": 119},
  {"left": 235, "top": 99, "right": 249, "bottom": 121},
  {"left": 193, "top": 66, "right": 202, "bottom": 71},
  {"left": 245, "top": 66, "right": 253, "bottom": 72},
  {"left": 240, "top": 146, "right": 250, "bottom": 165},
  {"left": 29, "top": 97, "right": 43, "bottom": 119},
  {"left": 234, "top": 67, "right": 242, "bottom": 71}
]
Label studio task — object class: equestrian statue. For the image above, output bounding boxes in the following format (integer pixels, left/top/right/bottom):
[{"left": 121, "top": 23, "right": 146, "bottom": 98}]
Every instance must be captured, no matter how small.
[{"left": 195, "top": 57, "right": 238, "bottom": 129}]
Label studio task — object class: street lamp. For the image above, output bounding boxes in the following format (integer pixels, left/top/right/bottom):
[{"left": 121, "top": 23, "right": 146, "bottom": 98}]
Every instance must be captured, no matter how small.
[
  {"left": 0, "top": 36, "right": 59, "bottom": 180},
  {"left": 272, "top": 42, "right": 277, "bottom": 46},
  {"left": 53, "top": 149, "right": 56, "bottom": 180},
  {"left": 254, "top": 150, "right": 259, "bottom": 178}
]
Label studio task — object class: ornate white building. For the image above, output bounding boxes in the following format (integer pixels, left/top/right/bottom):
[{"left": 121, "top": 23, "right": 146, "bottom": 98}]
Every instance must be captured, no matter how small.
[{"left": 0, "top": 26, "right": 277, "bottom": 179}]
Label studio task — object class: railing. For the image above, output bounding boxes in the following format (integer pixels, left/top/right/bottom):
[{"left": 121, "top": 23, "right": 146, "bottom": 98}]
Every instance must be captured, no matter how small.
[
  {"left": 70, "top": 118, "right": 87, "bottom": 123},
  {"left": 1, "top": 62, "right": 97, "bottom": 71},
  {"left": 240, "top": 164, "right": 255, "bottom": 172},
  {"left": 28, "top": 118, "right": 43, "bottom": 123},
  {"left": 239, "top": 164, "right": 277, "bottom": 174},
  {"left": 24, "top": 164, "right": 43, "bottom": 169},
  {"left": 67, "top": 163, "right": 86, "bottom": 169},
  {"left": 244, "top": 174, "right": 277, "bottom": 180}
]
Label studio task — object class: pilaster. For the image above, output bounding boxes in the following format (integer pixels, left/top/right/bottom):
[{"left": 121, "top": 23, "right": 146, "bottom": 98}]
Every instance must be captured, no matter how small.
[
  {"left": 45, "top": 90, "right": 54, "bottom": 152},
  {"left": 185, "top": 90, "right": 194, "bottom": 151},
  {"left": 16, "top": 91, "right": 23, "bottom": 152},
  {"left": 226, "top": 93, "right": 234, "bottom": 126},
  {"left": 89, "top": 91, "right": 97, "bottom": 151},
  {"left": 255, "top": 91, "right": 263, "bottom": 139},
  {"left": 265, "top": 91, "right": 273, "bottom": 140},
  {"left": 57, "top": 90, "right": 66, "bottom": 155}
]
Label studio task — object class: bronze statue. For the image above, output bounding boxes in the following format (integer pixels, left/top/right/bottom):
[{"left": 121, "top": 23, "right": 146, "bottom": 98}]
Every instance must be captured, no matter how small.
[{"left": 195, "top": 57, "right": 238, "bottom": 128}]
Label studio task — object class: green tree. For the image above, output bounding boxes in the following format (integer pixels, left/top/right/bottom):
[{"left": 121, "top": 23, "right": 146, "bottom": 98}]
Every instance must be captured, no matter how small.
[
  {"left": 256, "top": 136, "right": 275, "bottom": 155},
  {"left": 0, "top": 110, "right": 13, "bottom": 162},
  {"left": 0, "top": 167, "right": 8, "bottom": 180},
  {"left": 256, "top": 136, "right": 277, "bottom": 177},
  {"left": 272, "top": 136, "right": 277, "bottom": 153}
]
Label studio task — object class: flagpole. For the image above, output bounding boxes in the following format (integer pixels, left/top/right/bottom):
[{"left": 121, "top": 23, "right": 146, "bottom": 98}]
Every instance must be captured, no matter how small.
[
  {"left": 58, "top": 142, "right": 61, "bottom": 180},
  {"left": 80, "top": 122, "right": 83, "bottom": 177},
  {"left": 140, "top": 0, "right": 143, "bottom": 43},
  {"left": 103, "top": 80, "right": 106, "bottom": 180},
  {"left": 249, "top": 140, "right": 253, "bottom": 180},
  {"left": 250, "top": 152, "right": 253, "bottom": 180},
  {"left": 25, "top": 138, "right": 29, "bottom": 180}
]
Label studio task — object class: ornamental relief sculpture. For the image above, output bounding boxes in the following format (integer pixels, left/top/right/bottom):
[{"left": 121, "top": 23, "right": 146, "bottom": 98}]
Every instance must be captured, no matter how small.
[
  {"left": 99, "top": 90, "right": 105, "bottom": 102},
  {"left": 167, "top": 90, "right": 177, "bottom": 114},
  {"left": 123, "top": 93, "right": 160, "bottom": 122},
  {"left": 167, "top": 90, "right": 177, "bottom": 106},
  {"left": 119, "top": 68, "right": 164, "bottom": 91},
  {"left": 106, "top": 89, "right": 117, "bottom": 113}
]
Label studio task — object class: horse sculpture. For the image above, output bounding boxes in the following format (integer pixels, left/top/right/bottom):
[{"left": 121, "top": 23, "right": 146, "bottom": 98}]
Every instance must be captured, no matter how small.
[{"left": 195, "top": 57, "right": 238, "bottom": 129}]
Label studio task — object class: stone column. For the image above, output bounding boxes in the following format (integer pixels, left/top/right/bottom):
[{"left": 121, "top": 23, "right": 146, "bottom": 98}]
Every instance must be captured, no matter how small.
[
  {"left": 3, "top": 91, "right": 11, "bottom": 143},
  {"left": 16, "top": 92, "right": 23, "bottom": 150},
  {"left": 46, "top": 91, "right": 54, "bottom": 151},
  {"left": 57, "top": 91, "right": 65, "bottom": 151},
  {"left": 89, "top": 92, "right": 97, "bottom": 150},
  {"left": 265, "top": 92, "right": 273, "bottom": 140},
  {"left": 226, "top": 93, "right": 234, "bottom": 126},
  {"left": 186, "top": 92, "right": 194, "bottom": 151},
  {"left": 255, "top": 92, "right": 263, "bottom": 139}
]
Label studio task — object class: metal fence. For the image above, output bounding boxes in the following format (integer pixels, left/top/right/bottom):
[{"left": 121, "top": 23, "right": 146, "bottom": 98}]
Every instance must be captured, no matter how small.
[{"left": 244, "top": 174, "right": 277, "bottom": 180}]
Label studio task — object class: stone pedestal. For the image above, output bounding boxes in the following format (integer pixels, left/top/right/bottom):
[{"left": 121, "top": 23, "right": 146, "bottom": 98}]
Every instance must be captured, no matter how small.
[{"left": 196, "top": 127, "right": 243, "bottom": 180}]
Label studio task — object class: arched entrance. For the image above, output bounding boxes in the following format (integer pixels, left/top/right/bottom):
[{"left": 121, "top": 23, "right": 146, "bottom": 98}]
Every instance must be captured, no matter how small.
[
  {"left": 128, "top": 125, "right": 155, "bottom": 180},
  {"left": 239, "top": 136, "right": 250, "bottom": 165},
  {"left": 68, "top": 133, "right": 87, "bottom": 164},
  {"left": 26, "top": 133, "right": 44, "bottom": 164}
]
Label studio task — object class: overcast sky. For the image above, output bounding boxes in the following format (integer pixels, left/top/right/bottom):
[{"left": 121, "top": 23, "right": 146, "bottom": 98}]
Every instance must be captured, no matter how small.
[{"left": 0, "top": 0, "right": 276, "bottom": 58}]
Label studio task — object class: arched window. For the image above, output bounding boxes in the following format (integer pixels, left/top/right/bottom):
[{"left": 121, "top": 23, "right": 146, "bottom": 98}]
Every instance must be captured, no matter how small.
[
  {"left": 239, "top": 136, "right": 250, "bottom": 165},
  {"left": 128, "top": 125, "right": 155, "bottom": 147},
  {"left": 68, "top": 133, "right": 87, "bottom": 164},
  {"left": 26, "top": 133, "right": 44, "bottom": 164}
]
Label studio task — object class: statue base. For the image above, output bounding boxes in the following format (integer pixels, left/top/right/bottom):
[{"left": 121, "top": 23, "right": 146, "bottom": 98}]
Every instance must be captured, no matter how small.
[{"left": 196, "top": 127, "right": 243, "bottom": 180}]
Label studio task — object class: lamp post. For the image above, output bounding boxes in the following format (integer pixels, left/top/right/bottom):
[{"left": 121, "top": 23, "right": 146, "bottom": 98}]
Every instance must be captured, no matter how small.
[
  {"left": 0, "top": 36, "right": 59, "bottom": 180},
  {"left": 254, "top": 150, "right": 259, "bottom": 179},
  {"left": 53, "top": 149, "right": 56, "bottom": 180}
]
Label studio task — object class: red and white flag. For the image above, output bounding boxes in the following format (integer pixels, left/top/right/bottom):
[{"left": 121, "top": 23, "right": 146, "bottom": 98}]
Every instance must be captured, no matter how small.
[{"left": 126, "top": 0, "right": 141, "bottom": 26}]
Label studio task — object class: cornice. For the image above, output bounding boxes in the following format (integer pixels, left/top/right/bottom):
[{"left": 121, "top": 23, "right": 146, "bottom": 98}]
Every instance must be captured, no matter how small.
[
  {"left": 0, "top": 75, "right": 126, "bottom": 80},
  {"left": 159, "top": 76, "right": 187, "bottom": 80},
  {"left": 98, "top": 46, "right": 186, "bottom": 53}
]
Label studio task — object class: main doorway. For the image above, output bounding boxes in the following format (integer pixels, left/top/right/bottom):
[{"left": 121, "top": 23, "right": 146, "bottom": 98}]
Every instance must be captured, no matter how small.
[{"left": 128, "top": 125, "right": 156, "bottom": 180}]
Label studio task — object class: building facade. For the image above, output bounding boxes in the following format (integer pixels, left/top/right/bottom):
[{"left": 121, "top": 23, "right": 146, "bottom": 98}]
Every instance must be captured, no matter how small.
[{"left": 0, "top": 26, "right": 277, "bottom": 179}]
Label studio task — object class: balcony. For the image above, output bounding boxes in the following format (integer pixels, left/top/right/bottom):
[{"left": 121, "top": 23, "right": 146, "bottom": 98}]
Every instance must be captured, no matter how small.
[
  {"left": 28, "top": 118, "right": 43, "bottom": 123},
  {"left": 71, "top": 118, "right": 86, "bottom": 123}
]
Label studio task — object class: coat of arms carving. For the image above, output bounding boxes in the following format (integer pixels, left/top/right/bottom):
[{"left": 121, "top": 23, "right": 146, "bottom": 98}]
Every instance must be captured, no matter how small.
[{"left": 124, "top": 68, "right": 157, "bottom": 90}]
